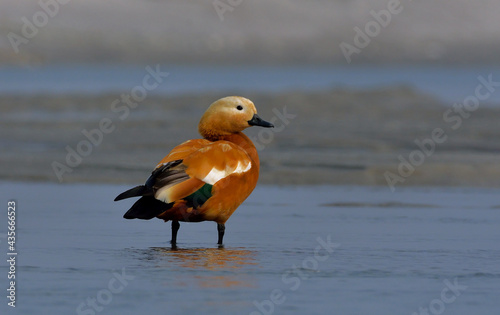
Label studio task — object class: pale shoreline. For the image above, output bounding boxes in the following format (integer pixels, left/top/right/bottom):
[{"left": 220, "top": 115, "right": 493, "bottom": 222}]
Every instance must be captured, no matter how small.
[{"left": 2, "top": 87, "right": 500, "bottom": 188}]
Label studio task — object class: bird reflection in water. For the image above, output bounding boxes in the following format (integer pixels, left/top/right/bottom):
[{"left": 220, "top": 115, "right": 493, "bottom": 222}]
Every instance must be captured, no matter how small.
[{"left": 145, "top": 247, "right": 258, "bottom": 289}]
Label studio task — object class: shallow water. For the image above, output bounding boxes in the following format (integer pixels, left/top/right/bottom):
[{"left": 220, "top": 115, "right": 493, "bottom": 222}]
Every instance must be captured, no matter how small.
[
  {"left": 1, "top": 64, "right": 500, "bottom": 104},
  {"left": 0, "top": 182, "right": 499, "bottom": 314}
]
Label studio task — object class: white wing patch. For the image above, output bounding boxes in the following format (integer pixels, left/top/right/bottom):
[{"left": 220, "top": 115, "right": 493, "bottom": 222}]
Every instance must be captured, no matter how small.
[
  {"left": 202, "top": 160, "right": 252, "bottom": 185},
  {"left": 155, "top": 188, "right": 170, "bottom": 203}
]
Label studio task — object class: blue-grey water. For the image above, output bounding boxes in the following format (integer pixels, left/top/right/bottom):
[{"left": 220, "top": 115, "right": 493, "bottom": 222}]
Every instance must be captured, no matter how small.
[
  {"left": 0, "top": 182, "right": 499, "bottom": 314},
  {"left": 1, "top": 64, "right": 500, "bottom": 105}
]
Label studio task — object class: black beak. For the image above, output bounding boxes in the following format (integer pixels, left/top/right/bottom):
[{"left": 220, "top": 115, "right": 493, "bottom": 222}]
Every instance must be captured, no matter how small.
[{"left": 248, "top": 114, "right": 274, "bottom": 128}]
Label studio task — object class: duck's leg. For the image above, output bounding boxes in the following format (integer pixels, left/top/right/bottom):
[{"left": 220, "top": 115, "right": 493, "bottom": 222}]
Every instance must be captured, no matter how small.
[
  {"left": 171, "top": 220, "right": 180, "bottom": 245},
  {"left": 217, "top": 223, "right": 225, "bottom": 245}
]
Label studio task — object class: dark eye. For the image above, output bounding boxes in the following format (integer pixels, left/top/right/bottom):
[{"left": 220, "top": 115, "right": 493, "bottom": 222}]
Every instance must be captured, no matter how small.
[{"left": 236, "top": 105, "right": 243, "bottom": 111}]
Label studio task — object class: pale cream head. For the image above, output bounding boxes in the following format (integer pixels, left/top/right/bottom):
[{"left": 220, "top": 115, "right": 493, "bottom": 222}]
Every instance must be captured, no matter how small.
[{"left": 198, "top": 96, "right": 272, "bottom": 140}]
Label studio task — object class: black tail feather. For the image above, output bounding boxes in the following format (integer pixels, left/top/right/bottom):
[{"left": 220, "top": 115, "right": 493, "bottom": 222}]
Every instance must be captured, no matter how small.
[
  {"left": 114, "top": 185, "right": 149, "bottom": 201},
  {"left": 123, "top": 196, "right": 173, "bottom": 220}
]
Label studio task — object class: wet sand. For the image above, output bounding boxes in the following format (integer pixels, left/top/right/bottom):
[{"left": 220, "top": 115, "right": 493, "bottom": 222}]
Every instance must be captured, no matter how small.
[{"left": 2, "top": 87, "right": 500, "bottom": 188}]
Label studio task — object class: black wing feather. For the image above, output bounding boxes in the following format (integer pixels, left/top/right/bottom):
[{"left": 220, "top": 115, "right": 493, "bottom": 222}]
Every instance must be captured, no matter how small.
[
  {"left": 114, "top": 160, "right": 186, "bottom": 201},
  {"left": 115, "top": 159, "right": 190, "bottom": 220},
  {"left": 123, "top": 196, "right": 173, "bottom": 220},
  {"left": 146, "top": 160, "right": 189, "bottom": 190},
  {"left": 114, "top": 185, "right": 150, "bottom": 201}
]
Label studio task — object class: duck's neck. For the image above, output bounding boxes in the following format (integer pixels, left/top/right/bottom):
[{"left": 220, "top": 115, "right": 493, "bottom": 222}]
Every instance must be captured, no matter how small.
[{"left": 221, "top": 132, "right": 260, "bottom": 170}]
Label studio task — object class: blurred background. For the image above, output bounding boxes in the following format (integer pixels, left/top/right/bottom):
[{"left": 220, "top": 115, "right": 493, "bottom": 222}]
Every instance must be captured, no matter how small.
[
  {"left": 2, "top": 3, "right": 500, "bottom": 315},
  {"left": 1, "top": 0, "right": 500, "bottom": 186},
  {"left": 2, "top": 0, "right": 500, "bottom": 65}
]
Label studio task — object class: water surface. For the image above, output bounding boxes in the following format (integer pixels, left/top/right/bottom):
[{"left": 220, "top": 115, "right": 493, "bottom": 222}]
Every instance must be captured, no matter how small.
[
  {"left": 2, "top": 64, "right": 500, "bottom": 104},
  {"left": 0, "top": 182, "right": 499, "bottom": 314}
]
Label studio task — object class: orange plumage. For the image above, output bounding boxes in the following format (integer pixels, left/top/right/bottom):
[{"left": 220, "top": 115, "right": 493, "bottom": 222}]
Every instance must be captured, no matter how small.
[{"left": 114, "top": 96, "right": 274, "bottom": 245}]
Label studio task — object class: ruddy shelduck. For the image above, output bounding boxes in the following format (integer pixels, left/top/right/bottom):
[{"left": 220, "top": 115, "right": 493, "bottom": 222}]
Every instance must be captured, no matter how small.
[{"left": 114, "top": 96, "right": 273, "bottom": 245}]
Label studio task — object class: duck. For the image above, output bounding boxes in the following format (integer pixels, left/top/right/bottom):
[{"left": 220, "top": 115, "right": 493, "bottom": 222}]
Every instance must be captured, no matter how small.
[{"left": 114, "top": 96, "right": 274, "bottom": 246}]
